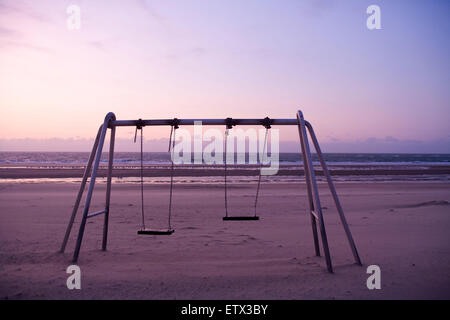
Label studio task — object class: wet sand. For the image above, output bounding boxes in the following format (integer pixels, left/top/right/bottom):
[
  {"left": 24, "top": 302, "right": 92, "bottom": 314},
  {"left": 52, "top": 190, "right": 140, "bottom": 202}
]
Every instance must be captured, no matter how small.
[{"left": 0, "top": 164, "right": 449, "bottom": 179}]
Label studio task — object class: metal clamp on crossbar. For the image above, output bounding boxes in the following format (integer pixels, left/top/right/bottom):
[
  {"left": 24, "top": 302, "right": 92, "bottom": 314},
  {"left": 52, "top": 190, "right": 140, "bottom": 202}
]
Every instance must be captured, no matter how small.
[
  {"left": 135, "top": 118, "right": 145, "bottom": 129},
  {"left": 134, "top": 119, "right": 146, "bottom": 143},
  {"left": 171, "top": 118, "right": 180, "bottom": 129},
  {"left": 225, "top": 117, "right": 236, "bottom": 129},
  {"left": 261, "top": 117, "right": 272, "bottom": 129}
]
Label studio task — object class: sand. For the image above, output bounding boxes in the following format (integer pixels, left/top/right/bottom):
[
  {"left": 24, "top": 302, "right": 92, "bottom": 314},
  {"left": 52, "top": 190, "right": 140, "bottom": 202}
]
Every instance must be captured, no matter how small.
[{"left": 0, "top": 179, "right": 449, "bottom": 299}]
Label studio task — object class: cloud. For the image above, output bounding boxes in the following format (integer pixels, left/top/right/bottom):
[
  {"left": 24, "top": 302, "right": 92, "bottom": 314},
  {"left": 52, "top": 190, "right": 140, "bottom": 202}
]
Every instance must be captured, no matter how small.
[
  {"left": 385, "top": 136, "right": 399, "bottom": 143},
  {"left": 366, "top": 136, "right": 402, "bottom": 144},
  {"left": 0, "top": 2, "right": 52, "bottom": 53},
  {"left": 0, "top": 137, "right": 171, "bottom": 152},
  {"left": 164, "top": 46, "right": 207, "bottom": 61},
  {"left": 0, "top": 39, "right": 52, "bottom": 53},
  {"left": 302, "top": 0, "right": 337, "bottom": 19},
  {"left": 0, "top": 26, "right": 16, "bottom": 37},
  {"left": 326, "top": 136, "right": 340, "bottom": 142},
  {"left": 135, "top": 0, "right": 169, "bottom": 28},
  {"left": 86, "top": 40, "right": 105, "bottom": 50},
  {"left": 318, "top": 136, "right": 450, "bottom": 153},
  {"left": 191, "top": 47, "right": 206, "bottom": 57},
  {"left": 0, "top": 1, "right": 51, "bottom": 23}
]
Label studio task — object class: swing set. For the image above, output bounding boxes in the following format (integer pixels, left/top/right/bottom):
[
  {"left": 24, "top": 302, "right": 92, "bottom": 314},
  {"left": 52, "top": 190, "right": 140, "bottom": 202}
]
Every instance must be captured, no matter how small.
[
  {"left": 60, "top": 110, "right": 362, "bottom": 273},
  {"left": 135, "top": 118, "right": 177, "bottom": 235}
]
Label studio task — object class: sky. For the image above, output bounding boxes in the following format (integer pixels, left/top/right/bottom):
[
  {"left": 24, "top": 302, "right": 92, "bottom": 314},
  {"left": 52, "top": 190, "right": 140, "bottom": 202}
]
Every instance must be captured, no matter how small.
[{"left": 0, "top": 0, "right": 449, "bottom": 152}]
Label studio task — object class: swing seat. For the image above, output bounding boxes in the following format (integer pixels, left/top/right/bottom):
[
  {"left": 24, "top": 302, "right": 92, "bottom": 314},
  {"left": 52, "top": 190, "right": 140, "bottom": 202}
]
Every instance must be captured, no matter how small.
[
  {"left": 137, "top": 229, "right": 175, "bottom": 235},
  {"left": 223, "top": 216, "right": 259, "bottom": 221}
]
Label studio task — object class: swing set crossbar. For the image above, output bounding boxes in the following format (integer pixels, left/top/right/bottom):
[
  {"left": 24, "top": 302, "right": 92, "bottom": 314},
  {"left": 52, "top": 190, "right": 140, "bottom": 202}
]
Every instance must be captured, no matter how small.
[
  {"left": 60, "top": 110, "right": 363, "bottom": 274},
  {"left": 111, "top": 118, "right": 298, "bottom": 127}
]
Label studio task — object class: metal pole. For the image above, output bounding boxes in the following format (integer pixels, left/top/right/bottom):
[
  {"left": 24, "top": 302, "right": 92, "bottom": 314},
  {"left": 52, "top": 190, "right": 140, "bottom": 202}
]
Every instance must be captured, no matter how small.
[
  {"left": 112, "top": 118, "right": 299, "bottom": 127},
  {"left": 140, "top": 128, "right": 145, "bottom": 230},
  {"left": 60, "top": 126, "right": 102, "bottom": 253},
  {"left": 305, "top": 121, "right": 362, "bottom": 266},
  {"left": 253, "top": 128, "right": 268, "bottom": 217},
  {"left": 72, "top": 112, "right": 116, "bottom": 262},
  {"left": 102, "top": 122, "right": 116, "bottom": 251},
  {"left": 297, "top": 124, "right": 321, "bottom": 257},
  {"left": 297, "top": 110, "right": 333, "bottom": 273},
  {"left": 224, "top": 129, "right": 229, "bottom": 217},
  {"left": 167, "top": 128, "right": 176, "bottom": 229}
]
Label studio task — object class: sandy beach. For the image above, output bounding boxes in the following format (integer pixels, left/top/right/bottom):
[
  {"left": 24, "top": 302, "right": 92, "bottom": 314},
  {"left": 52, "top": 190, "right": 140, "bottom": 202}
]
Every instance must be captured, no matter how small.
[{"left": 0, "top": 168, "right": 449, "bottom": 299}]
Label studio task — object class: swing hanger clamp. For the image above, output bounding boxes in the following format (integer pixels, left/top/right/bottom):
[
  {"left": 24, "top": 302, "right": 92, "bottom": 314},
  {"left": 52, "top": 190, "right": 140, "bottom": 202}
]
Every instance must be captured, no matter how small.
[
  {"left": 134, "top": 118, "right": 146, "bottom": 143},
  {"left": 135, "top": 118, "right": 146, "bottom": 130},
  {"left": 225, "top": 117, "right": 237, "bottom": 129},
  {"left": 171, "top": 118, "right": 180, "bottom": 129},
  {"left": 261, "top": 117, "right": 272, "bottom": 129}
]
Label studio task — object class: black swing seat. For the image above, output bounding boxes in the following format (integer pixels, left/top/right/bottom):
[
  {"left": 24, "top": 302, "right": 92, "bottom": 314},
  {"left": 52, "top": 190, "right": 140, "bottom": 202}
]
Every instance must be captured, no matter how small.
[
  {"left": 137, "top": 229, "right": 175, "bottom": 235},
  {"left": 223, "top": 216, "right": 259, "bottom": 221}
]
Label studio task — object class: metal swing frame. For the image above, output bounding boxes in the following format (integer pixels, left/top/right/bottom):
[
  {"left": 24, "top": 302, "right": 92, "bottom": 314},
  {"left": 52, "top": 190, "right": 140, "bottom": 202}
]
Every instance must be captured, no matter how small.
[{"left": 60, "top": 110, "right": 362, "bottom": 273}]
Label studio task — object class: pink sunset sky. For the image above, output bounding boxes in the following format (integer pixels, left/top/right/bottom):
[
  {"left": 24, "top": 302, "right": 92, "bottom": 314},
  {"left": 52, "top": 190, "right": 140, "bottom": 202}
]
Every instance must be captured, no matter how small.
[{"left": 0, "top": 0, "right": 449, "bottom": 152}]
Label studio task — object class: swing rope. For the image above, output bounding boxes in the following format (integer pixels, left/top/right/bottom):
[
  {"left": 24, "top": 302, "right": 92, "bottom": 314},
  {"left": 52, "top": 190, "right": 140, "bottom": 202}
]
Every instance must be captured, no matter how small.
[
  {"left": 254, "top": 127, "right": 269, "bottom": 216},
  {"left": 134, "top": 119, "right": 146, "bottom": 230},
  {"left": 224, "top": 118, "right": 234, "bottom": 218},
  {"left": 224, "top": 128, "right": 229, "bottom": 217},
  {"left": 167, "top": 118, "right": 179, "bottom": 230},
  {"left": 135, "top": 118, "right": 177, "bottom": 233},
  {"left": 223, "top": 117, "right": 270, "bottom": 220}
]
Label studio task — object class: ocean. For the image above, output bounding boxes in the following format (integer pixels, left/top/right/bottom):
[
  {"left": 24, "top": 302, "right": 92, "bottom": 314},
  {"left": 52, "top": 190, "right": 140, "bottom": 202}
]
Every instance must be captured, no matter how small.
[
  {"left": 1, "top": 152, "right": 449, "bottom": 166},
  {"left": 1, "top": 152, "right": 449, "bottom": 184}
]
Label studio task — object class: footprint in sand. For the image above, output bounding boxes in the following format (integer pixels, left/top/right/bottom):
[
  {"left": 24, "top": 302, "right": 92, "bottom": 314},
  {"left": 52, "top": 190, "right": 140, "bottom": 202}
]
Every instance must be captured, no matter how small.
[
  {"left": 238, "top": 234, "right": 257, "bottom": 241},
  {"left": 180, "top": 226, "right": 198, "bottom": 230},
  {"left": 397, "top": 200, "right": 450, "bottom": 208}
]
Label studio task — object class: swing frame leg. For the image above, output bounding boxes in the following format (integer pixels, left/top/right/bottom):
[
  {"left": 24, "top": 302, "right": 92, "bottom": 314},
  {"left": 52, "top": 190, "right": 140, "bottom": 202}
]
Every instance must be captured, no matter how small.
[
  {"left": 59, "top": 112, "right": 116, "bottom": 263},
  {"left": 305, "top": 121, "right": 362, "bottom": 266},
  {"left": 60, "top": 126, "right": 102, "bottom": 253},
  {"left": 298, "top": 123, "right": 321, "bottom": 257},
  {"left": 103, "top": 124, "right": 116, "bottom": 251},
  {"left": 297, "top": 110, "right": 333, "bottom": 273}
]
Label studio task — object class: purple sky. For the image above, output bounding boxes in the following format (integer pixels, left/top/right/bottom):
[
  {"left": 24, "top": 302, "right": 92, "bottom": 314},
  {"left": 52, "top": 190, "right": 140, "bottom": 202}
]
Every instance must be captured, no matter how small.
[{"left": 0, "top": 0, "right": 449, "bottom": 152}]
